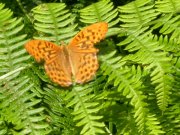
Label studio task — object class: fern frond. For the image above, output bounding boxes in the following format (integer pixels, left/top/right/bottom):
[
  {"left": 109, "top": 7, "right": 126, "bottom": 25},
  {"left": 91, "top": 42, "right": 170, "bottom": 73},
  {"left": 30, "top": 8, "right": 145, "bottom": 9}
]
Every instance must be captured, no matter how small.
[
  {"left": 155, "top": 0, "right": 180, "bottom": 13},
  {"left": 157, "top": 35, "right": 180, "bottom": 55},
  {"left": 43, "top": 85, "right": 77, "bottom": 134},
  {"left": 0, "top": 71, "right": 50, "bottom": 134},
  {"left": 161, "top": 67, "right": 180, "bottom": 134},
  {"left": 100, "top": 51, "right": 164, "bottom": 134},
  {"left": 155, "top": 14, "right": 180, "bottom": 43},
  {"left": 152, "top": 0, "right": 180, "bottom": 43},
  {"left": 65, "top": 80, "right": 106, "bottom": 135},
  {"left": 0, "top": 4, "right": 51, "bottom": 134},
  {"left": 0, "top": 3, "right": 28, "bottom": 75},
  {"left": 32, "top": 3, "right": 77, "bottom": 44},
  {"left": 80, "top": 0, "right": 120, "bottom": 36},
  {"left": 119, "top": 29, "right": 173, "bottom": 111},
  {"left": 119, "top": 0, "right": 159, "bottom": 31}
]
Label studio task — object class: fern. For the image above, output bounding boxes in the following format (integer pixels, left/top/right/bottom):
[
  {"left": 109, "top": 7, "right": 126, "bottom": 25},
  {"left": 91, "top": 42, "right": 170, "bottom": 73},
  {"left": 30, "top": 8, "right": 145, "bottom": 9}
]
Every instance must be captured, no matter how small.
[
  {"left": 161, "top": 67, "right": 180, "bottom": 134},
  {"left": 32, "top": 3, "right": 78, "bottom": 44},
  {"left": 118, "top": 0, "right": 174, "bottom": 111},
  {"left": 0, "top": 4, "right": 28, "bottom": 75},
  {"left": 153, "top": 0, "right": 180, "bottom": 43},
  {"left": 0, "top": 73, "right": 50, "bottom": 134},
  {"left": 64, "top": 77, "right": 106, "bottom": 135},
  {"left": 119, "top": 0, "right": 159, "bottom": 31},
  {"left": 80, "top": 0, "right": 120, "bottom": 36},
  {"left": 43, "top": 85, "right": 77, "bottom": 135},
  {"left": 99, "top": 51, "right": 164, "bottom": 134},
  {"left": 0, "top": 3, "right": 51, "bottom": 134},
  {"left": 155, "top": 0, "right": 180, "bottom": 13}
]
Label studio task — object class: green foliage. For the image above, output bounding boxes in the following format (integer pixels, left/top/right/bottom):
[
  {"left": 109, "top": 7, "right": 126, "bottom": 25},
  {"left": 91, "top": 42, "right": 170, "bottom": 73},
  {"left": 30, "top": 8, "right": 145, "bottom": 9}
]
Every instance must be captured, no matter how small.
[
  {"left": 118, "top": 0, "right": 173, "bottom": 112},
  {"left": 0, "top": 3, "right": 50, "bottom": 134},
  {"left": 43, "top": 85, "right": 77, "bottom": 134},
  {"left": 0, "top": 0, "right": 180, "bottom": 134},
  {"left": 32, "top": 3, "right": 78, "bottom": 44},
  {"left": 65, "top": 81, "right": 106, "bottom": 135}
]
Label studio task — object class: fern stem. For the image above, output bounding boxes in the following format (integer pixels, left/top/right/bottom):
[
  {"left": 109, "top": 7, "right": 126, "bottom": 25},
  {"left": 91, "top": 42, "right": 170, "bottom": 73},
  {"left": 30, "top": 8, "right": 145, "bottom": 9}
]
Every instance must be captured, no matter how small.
[
  {"left": 105, "top": 125, "right": 113, "bottom": 135},
  {"left": 0, "top": 67, "right": 25, "bottom": 80},
  {"left": 16, "top": 0, "right": 33, "bottom": 24},
  {"left": 108, "top": 122, "right": 113, "bottom": 134}
]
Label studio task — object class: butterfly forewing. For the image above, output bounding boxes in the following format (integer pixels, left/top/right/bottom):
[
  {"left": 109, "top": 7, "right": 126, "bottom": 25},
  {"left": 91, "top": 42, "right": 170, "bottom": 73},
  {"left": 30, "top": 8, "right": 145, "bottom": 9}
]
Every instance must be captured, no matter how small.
[
  {"left": 68, "top": 22, "right": 108, "bottom": 50},
  {"left": 25, "top": 40, "right": 60, "bottom": 63}
]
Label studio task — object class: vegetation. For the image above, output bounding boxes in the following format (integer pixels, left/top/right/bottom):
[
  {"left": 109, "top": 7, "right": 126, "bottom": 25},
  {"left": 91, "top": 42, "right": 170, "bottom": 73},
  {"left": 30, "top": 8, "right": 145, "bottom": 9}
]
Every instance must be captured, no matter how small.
[{"left": 0, "top": 0, "right": 180, "bottom": 134}]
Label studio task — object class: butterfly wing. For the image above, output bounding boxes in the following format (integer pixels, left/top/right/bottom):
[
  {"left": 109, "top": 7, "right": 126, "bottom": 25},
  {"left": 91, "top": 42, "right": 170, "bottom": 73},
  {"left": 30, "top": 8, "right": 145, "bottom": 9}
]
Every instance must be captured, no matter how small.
[
  {"left": 70, "top": 51, "right": 99, "bottom": 84},
  {"left": 25, "top": 40, "right": 72, "bottom": 87},
  {"left": 67, "top": 22, "right": 108, "bottom": 84},
  {"left": 44, "top": 55, "right": 72, "bottom": 87}
]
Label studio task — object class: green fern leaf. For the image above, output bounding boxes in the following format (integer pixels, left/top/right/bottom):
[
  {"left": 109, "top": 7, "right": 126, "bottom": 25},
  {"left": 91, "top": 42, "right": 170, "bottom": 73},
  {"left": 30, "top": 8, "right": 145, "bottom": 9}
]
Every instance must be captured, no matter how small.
[
  {"left": 155, "top": 0, "right": 180, "bottom": 13},
  {"left": 119, "top": 0, "right": 159, "bottom": 31},
  {"left": 0, "top": 72, "right": 50, "bottom": 134},
  {"left": 152, "top": 0, "right": 180, "bottom": 43},
  {"left": 80, "top": 0, "right": 120, "bottom": 36},
  {"left": 0, "top": 3, "right": 51, "bottom": 134},
  {"left": 43, "top": 85, "right": 77, "bottom": 134},
  {"left": 32, "top": 3, "right": 77, "bottom": 44},
  {"left": 0, "top": 4, "right": 28, "bottom": 75},
  {"left": 100, "top": 50, "right": 164, "bottom": 134},
  {"left": 160, "top": 67, "right": 180, "bottom": 134},
  {"left": 120, "top": 31, "right": 173, "bottom": 111},
  {"left": 65, "top": 81, "right": 106, "bottom": 135}
]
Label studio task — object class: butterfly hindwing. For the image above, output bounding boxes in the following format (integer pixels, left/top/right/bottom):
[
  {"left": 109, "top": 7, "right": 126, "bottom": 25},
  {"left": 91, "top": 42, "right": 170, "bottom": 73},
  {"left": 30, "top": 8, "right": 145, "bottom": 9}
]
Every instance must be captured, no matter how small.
[
  {"left": 74, "top": 52, "right": 99, "bottom": 84},
  {"left": 44, "top": 54, "right": 72, "bottom": 87}
]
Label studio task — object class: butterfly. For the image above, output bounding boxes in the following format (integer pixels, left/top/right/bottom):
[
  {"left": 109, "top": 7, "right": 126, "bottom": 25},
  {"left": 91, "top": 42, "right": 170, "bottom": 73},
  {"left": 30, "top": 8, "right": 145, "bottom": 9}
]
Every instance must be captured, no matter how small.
[{"left": 25, "top": 22, "right": 108, "bottom": 87}]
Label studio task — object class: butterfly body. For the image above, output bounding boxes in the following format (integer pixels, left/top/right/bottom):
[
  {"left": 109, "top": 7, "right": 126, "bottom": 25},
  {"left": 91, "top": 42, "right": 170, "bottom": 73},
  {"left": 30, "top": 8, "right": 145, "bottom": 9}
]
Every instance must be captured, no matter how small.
[{"left": 25, "top": 22, "right": 108, "bottom": 87}]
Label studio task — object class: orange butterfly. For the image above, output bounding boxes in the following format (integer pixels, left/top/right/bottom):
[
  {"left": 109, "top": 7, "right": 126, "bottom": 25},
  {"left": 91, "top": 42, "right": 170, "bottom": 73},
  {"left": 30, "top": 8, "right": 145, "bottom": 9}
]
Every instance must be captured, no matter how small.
[{"left": 25, "top": 22, "right": 108, "bottom": 87}]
